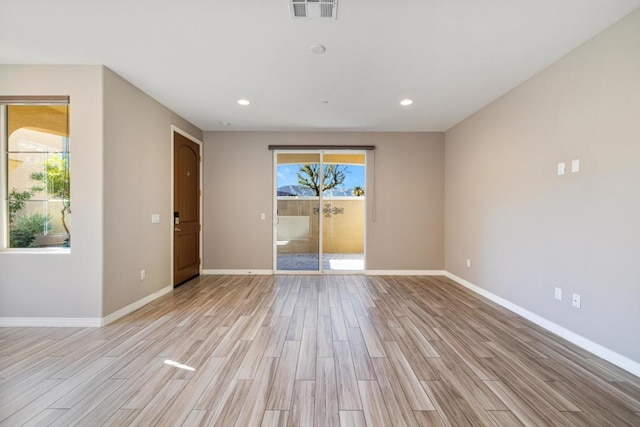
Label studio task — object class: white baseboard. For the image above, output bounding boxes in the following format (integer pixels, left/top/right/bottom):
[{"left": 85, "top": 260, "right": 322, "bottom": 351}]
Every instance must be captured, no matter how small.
[
  {"left": 366, "top": 270, "right": 446, "bottom": 276},
  {"left": 0, "top": 286, "right": 174, "bottom": 328},
  {"left": 444, "top": 271, "right": 640, "bottom": 378},
  {"left": 0, "top": 317, "right": 102, "bottom": 328},
  {"left": 101, "top": 285, "right": 173, "bottom": 326},
  {"left": 201, "top": 269, "right": 447, "bottom": 276},
  {"left": 202, "top": 269, "right": 274, "bottom": 275}
]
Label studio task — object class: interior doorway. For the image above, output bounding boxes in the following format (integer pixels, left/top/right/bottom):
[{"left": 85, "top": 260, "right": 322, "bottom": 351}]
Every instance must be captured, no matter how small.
[
  {"left": 274, "top": 150, "right": 366, "bottom": 273},
  {"left": 173, "top": 129, "right": 201, "bottom": 286}
]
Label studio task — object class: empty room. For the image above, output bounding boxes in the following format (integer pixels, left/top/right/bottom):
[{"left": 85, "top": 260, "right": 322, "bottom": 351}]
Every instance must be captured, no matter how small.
[{"left": 1, "top": 0, "right": 639, "bottom": 426}]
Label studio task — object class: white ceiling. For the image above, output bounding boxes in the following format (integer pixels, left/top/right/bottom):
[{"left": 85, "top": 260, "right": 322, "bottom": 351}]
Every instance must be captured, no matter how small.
[{"left": 1, "top": 0, "right": 639, "bottom": 131}]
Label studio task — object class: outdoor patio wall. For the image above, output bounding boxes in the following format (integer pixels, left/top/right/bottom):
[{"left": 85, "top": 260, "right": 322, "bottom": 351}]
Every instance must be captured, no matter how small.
[
  {"left": 445, "top": 9, "right": 640, "bottom": 363},
  {"left": 277, "top": 198, "right": 365, "bottom": 254},
  {"left": 0, "top": 65, "right": 104, "bottom": 318},
  {"left": 102, "top": 67, "right": 202, "bottom": 317},
  {"left": 202, "top": 132, "right": 444, "bottom": 271}
]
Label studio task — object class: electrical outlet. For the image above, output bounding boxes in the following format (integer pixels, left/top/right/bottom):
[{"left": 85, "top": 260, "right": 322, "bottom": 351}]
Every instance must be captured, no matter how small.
[
  {"left": 140, "top": 269, "right": 146, "bottom": 281},
  {"left": 571, "top": 159, "right": 580, "bottom": 173},
  {"left": 466, "top": 258, "right": 471, "bottom": 268},
  {"left": 555, "top": 287, "right": 562, "bottom": 301},
  {"left": 572, "top": 293, "right": 581, "bottom": 308}
]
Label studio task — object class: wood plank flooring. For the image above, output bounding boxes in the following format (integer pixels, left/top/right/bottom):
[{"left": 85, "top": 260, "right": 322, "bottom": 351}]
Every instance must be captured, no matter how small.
[{"left": 1, "top": 274, "right": 639, "bottom": 426}]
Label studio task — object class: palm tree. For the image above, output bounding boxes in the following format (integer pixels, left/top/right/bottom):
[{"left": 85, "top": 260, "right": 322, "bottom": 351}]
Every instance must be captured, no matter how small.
[{"left": 352, "top": 186, "right": 365, "bottom": 196}]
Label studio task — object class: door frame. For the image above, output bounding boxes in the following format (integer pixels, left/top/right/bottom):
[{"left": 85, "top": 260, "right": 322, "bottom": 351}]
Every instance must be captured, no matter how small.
[
  {"left": 170, "top": 125, "right": 203, "bottom": 286},
  {"left": 273, "top": 149, "right": 367, "bottom": 274}
]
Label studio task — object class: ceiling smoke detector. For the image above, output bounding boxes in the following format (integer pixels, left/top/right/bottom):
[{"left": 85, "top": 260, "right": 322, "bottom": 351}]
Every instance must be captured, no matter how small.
[
  {"left": 310, "top": 44, "right": 326, "bottom": 54},
  {"left": 291, "top": 0, "right": 338, "bottom": 19}
]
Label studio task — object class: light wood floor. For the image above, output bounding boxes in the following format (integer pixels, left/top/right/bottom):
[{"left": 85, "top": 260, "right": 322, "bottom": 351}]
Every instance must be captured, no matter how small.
[{"left": 1, "top": 275, "right": 639, "bottom": 426}]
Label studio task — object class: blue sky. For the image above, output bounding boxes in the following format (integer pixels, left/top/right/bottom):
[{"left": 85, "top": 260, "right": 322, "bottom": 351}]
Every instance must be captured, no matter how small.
[{"left": 277, "top": 164, "right": 365, "bottom": 190}]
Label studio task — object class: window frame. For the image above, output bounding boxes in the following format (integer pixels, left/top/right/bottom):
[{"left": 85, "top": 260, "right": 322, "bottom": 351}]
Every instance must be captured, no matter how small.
[{"left": 0, "top": 96, "right": 71, "bottom": 253}]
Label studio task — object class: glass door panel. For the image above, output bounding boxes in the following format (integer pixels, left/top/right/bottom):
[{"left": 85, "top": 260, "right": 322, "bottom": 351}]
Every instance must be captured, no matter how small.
[
  {"left": 276, "top": 152, "right": 321, "bottom": 271},
  {"left": 321, "top": 153, "right": 365, "bottom": 271}
]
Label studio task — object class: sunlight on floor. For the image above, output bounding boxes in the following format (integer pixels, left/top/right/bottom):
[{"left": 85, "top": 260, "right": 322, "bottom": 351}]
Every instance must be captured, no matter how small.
[{"left": 328, "top": 258, "right": 365, "bottom": 270}]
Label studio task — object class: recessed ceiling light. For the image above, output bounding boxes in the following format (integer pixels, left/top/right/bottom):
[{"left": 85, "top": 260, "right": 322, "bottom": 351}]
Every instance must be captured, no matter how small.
[
  {"left": 400, "top": 99, "right": 414, "bottom": 106},
  {"left": 310, "top": 44, "right": 326, "bottom": 54},
  {"left": 237, "top": 99, "right": 250, "bottom": 106}
]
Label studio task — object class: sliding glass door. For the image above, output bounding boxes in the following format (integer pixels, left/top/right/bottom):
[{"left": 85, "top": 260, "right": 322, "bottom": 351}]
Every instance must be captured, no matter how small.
[
  {"left": 274, "top": 151, "right": 365, "bottom": 273},
  {"left": 275, "top": 152, "right": 321, "bottom": 271}
]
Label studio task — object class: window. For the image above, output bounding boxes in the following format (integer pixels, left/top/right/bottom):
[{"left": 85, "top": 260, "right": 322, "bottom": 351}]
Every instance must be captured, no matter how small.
[{"left": 1, "top": 97, "right": 71, "bottom": 249}]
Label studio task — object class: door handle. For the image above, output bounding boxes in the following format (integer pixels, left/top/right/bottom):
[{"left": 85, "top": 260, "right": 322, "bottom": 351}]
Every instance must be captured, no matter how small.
[{"left": 174, "top": 227, "right": 181, "bottom": 232}]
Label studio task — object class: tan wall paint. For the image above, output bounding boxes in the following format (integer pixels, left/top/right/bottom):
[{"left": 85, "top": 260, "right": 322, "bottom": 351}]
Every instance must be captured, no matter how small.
[
  {"left": 0, "top": 65, "right": 104, "bottom": 317},
  {"left": 445, "top": 10, "right": 640, "bottom": 363},
  {"left": 203, "top": 132, "right": 444, "bottom": 271},
  {"left": 102, "top": 68, "right": 202, "bottom": 316},
  {"left": 0, "top": 65, "right": 203, "bottom": 319}
]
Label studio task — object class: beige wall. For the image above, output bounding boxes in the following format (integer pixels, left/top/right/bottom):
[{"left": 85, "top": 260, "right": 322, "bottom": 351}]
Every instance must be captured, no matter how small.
[
  {"left": 0, "top": 65, "right": 104, "bottom": 317},
  {"left": 102, "top": 68, "right": 202, "bottom": 316},
  {"left": 445, "top": 9, "right": 640, "bottom": 363},
  {"left": 203, "top": 132, "right": 444, "bottom": 271},
  {"left": 0, "top": 65, "right": 202, "bottom": 319}
]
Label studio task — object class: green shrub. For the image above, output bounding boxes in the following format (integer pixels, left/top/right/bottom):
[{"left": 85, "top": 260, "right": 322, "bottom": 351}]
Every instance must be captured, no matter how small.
[
  {"left": 8, "top": 189, "right": 34, "bottom": 222},
  {"left": 10, "top": 213, "right": 51, "bottom": 248}
]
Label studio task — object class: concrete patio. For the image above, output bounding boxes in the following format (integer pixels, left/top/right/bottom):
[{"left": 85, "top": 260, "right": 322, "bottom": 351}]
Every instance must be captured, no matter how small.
[{"left": 276, "top": 253, "right": 364, "bottom": 271}]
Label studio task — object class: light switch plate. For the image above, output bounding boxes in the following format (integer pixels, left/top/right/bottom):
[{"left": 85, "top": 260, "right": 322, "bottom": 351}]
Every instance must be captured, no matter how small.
[
  {"left": 555, "top": 287, "right": 562, "bottom": 301},
  {"left": 151, "top": 214, "right": 160, "bottom": 224},
  {"left": 557, "top": 162, "right": 565, "bottom": 175}
]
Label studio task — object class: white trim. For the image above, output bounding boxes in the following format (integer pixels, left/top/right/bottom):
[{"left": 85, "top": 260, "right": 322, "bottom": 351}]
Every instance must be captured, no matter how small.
[
  {"left": 0, "top": 317, "right": 102, "bottom": 328},
  {"left": 0, "top": 105, "right": 7, "bottom": 248},
  {"left": 275, "top": 270, "right": 322, "bottom": 275},
  {"left": 170, "top": 126, "right": 204, "bottom": 286},
  {"left": 322, "top": 270, "right": 366, "bottom": 275},
  {"left": 277, "top": 196, "right": 365, "bottom": 201},
  {"left": 0, "top": 285, "right": 174, "bottom": 328},
  {"left": 444, "top": 271, "right": 640, "bottom": 378},
  {"left": 200, "top": 269, "right": 446, "bottom": 276},
  {"left": 319, "top": 152, "right": 324, "bottom": 269},
  {"left": 202, "top": 269, "right": 274, "bottom": 275},
  {"left": 366, "top": 270, "right": 446, "bottom": 276},
  {"left": 0, "top": 248, "right": 71, "bottom": 255},
  {"left": 101, "top": 285, "right": 173, "bottom": 326},
  {"left": 363, "top": 150, "right": 368, "bottom": 271},
  {"left": 272, "top": 150, "right": 279, "bottom": 273}
]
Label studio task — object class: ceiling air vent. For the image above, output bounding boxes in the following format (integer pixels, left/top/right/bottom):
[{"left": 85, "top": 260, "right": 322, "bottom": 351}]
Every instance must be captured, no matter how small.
[{"left": 291, "top": 0, "right": 338, "bottom": 19}]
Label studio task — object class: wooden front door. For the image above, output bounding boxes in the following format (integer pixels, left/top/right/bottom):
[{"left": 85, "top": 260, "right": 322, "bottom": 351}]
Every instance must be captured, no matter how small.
[{"left": 173, "top": 132, "right": 200, "bottom": 286}]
